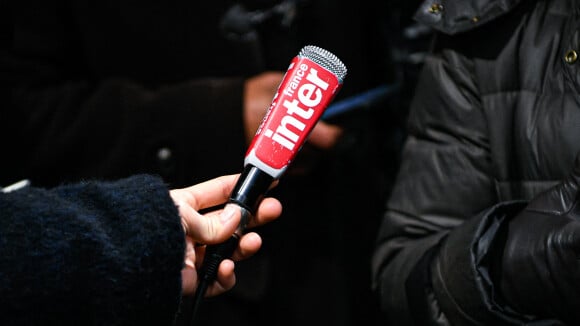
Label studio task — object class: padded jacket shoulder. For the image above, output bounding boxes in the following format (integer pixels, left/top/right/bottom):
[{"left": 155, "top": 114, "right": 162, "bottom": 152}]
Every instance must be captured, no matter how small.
[{"left": 372, "top": 0, "right": 580, "bottom": 324}]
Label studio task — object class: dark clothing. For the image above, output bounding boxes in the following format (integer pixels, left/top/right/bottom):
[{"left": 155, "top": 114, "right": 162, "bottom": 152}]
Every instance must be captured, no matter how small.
[
  {"left": 372, "top": 0, "right": 580, "bottom": 325},
  {"left": 1, "top": 1, "right": 255, "bottom": 188},
  {"left": 0, "top": 175, "right": 184, "bottom": 325},
  {"left": 1, "top": 1, "right": 396, "bottom": 325},
  {"left": 0, "top": 0, "right": 390, "bottom": 190}
]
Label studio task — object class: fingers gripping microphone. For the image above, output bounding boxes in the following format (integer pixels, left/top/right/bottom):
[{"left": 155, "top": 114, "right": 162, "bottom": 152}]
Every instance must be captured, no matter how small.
[{"left": 190, "top": 45, "right": 347, "bottom": 321}]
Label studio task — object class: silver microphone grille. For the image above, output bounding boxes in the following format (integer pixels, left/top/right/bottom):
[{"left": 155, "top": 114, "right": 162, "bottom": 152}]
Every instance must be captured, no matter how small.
[{"left": 299, "top": 45, "right": 348, "bottom": 82}]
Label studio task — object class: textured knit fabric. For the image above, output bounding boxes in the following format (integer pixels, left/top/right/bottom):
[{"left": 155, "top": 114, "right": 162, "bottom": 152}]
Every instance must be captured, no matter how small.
[{"left": 0, "top": 174, "right": 185, "bottom": 325}]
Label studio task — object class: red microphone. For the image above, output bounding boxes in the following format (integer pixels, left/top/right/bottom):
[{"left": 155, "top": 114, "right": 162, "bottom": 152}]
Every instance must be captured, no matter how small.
[{"left": 192, "top": 45, "right": 347, "bottom": 316}]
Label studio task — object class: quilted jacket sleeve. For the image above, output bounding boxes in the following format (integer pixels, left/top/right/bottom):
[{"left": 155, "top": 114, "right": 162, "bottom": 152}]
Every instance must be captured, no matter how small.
[{"left": 371, "top": 33, "right": 522, "bottom": 325}]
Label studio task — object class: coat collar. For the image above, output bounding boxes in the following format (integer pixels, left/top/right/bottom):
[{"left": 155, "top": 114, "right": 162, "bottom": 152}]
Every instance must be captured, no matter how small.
[{"left": 414, "top": 0, "right": 524, "bottom": 35}]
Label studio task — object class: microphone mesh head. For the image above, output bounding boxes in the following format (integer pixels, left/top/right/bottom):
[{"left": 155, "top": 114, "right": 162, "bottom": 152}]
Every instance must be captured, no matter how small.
[{"left": 299, "top": 45, "right": 347, "bottom": 81}]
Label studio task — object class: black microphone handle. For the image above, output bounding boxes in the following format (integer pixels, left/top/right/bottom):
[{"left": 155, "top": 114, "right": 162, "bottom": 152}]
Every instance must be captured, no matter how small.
[{"left": 190, "top": 165, "right": 273, "bottom": 324}]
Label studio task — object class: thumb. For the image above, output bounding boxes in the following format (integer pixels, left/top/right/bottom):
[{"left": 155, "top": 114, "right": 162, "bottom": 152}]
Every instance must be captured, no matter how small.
[{"left": 186, "top": 204, "right": 241, "bottom": 245}]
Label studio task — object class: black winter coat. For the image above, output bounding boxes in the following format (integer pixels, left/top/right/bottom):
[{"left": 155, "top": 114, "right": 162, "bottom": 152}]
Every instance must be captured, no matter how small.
[
  {"left": 0, "top": 175, "right": 185, "bottom": 325},
  {"left": 372, "top": 0, "right": 580, "bottom": 325}
]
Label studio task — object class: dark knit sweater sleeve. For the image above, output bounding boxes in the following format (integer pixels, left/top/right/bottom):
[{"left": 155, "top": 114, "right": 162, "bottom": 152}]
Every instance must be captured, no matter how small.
[{"left": 0, "top": 174, "right": 185, "bottom": 326}]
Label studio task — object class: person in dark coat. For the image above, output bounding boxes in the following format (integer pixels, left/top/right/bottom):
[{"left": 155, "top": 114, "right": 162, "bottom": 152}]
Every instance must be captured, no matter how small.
[
  {"left": 0, "top": 173, "right": 282, "bottom": 325},
  {"left": 372, "top": 0, "right": 580, "bottom": 324}
]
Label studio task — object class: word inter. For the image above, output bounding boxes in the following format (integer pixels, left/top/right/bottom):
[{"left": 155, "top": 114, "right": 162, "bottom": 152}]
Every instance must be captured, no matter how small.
[{"left": 265, "top": 63, "right": 330, "bottom": 151}]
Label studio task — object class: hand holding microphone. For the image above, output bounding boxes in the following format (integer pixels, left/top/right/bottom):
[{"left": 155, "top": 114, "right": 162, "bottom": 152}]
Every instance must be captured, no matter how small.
[
  {"left": 493, "top": 153, "right": 580, "bottom": 324},
  {"left": 191, "top": 45, "right": 347, "bottom": 318},
  {"left": 169, "top": 174, "right": 282, "bottom": 297}
]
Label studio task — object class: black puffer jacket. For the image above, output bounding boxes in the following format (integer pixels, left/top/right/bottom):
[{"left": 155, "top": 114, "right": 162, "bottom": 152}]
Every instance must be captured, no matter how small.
[{"left": 372, "top": 0, "right": 580, "bottom": 325}]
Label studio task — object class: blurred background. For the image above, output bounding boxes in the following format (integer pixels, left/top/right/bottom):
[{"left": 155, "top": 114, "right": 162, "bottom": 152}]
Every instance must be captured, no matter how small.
[{"left": 1, "top": 0, "right": 432, "bottom": 325}]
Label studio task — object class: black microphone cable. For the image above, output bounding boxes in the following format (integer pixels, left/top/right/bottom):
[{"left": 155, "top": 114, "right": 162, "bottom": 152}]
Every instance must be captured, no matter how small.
[{"left": 189, "top": 165, "right": 273, "bottom": 325}]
